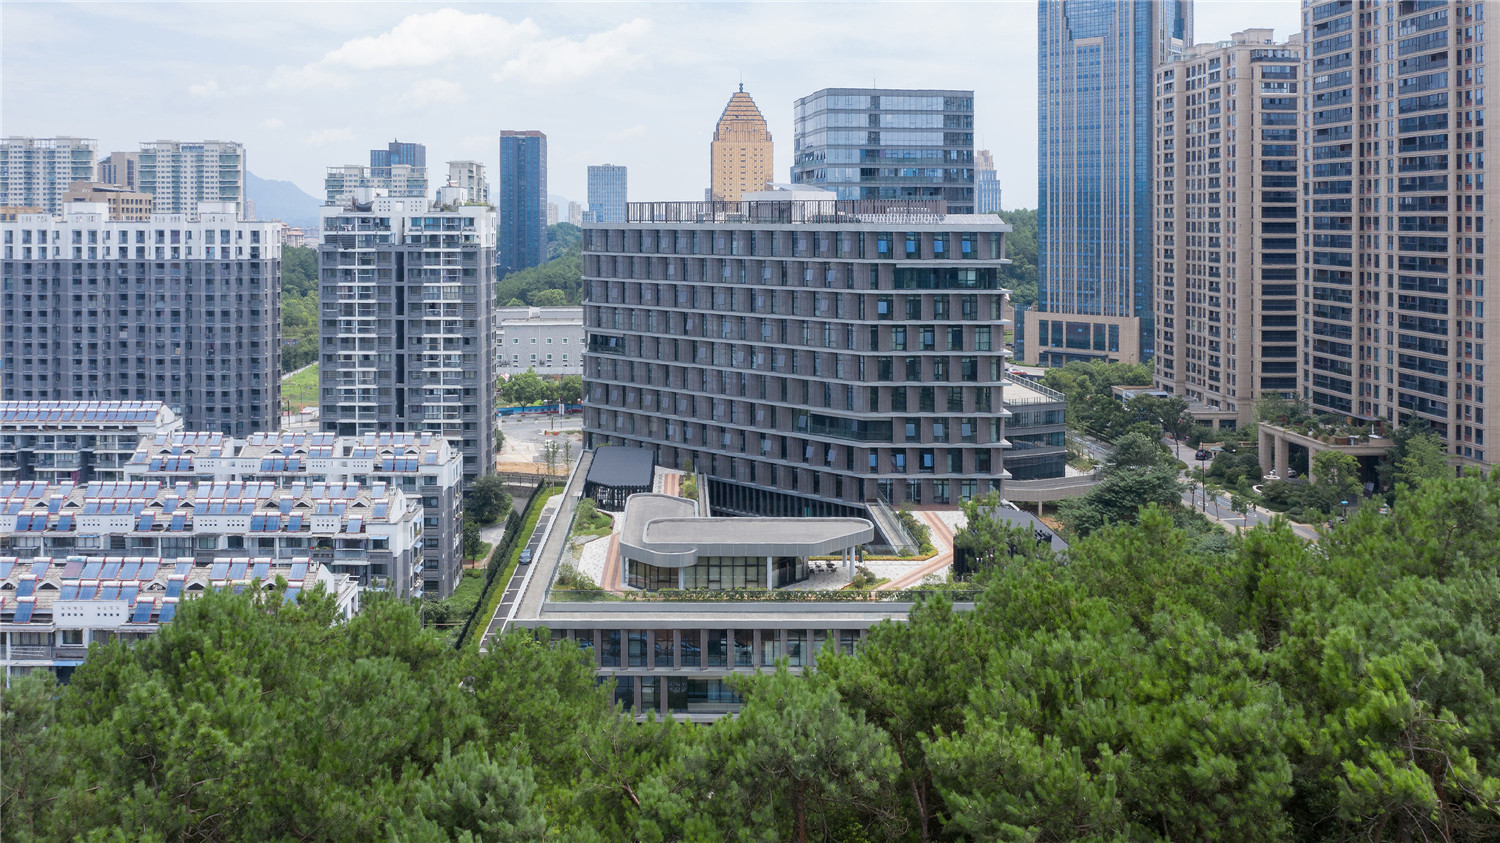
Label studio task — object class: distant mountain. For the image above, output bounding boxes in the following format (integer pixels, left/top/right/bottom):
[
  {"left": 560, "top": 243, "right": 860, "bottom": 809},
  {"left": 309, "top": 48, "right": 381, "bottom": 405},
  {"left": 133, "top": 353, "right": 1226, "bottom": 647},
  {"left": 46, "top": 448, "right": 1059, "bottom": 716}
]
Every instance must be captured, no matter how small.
[{"left": 246, "top": 171, "right": 322, "bottom": 229}]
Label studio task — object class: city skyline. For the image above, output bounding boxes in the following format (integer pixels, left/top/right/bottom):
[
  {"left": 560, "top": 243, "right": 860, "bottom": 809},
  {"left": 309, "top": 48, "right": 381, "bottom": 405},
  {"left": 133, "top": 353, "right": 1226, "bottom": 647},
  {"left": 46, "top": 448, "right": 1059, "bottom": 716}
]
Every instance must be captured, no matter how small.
[{"left": 1, "top": 1, "right": 1297, "bottom": 209}]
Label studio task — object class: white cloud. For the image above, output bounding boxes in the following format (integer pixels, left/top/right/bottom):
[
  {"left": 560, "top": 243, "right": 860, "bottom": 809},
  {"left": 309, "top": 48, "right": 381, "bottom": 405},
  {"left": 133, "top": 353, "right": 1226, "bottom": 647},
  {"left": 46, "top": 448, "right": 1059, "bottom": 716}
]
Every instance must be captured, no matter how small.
[
  {"left": 267, "top": 61, "right": 355, "bottom": 91},
  {"left": 261, "top": 117, "right": 285, "bottom": 130},
  {"left": 323, "top": 9, "right": 540, "bottom": 70},
  {"left": 403, "top": 78, "right": 467, "bottom": 108},
  {"left": 302, "top": 128, "right": 354, "bottom": 145},
  {"left": 607, "top": 124, "right": 646, "bottom": 141},
  {"left": 188, "top": 79, "right": 224, "bottom": 98},
  {"left": 495, "top": 18, "right": 652, "bottom": 85}
]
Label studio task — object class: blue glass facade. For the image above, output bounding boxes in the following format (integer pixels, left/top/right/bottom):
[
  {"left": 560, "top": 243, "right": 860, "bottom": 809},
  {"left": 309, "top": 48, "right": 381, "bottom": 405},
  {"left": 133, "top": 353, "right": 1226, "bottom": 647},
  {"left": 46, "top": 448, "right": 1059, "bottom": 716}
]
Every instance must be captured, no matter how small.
[
  {"left": 587, "top": 164, "right": 628, "bottom": 224},
  {"left": 1037, "top": 0, "right": 1191, "bottom": 362},
  {"left": 499, "top": 131, "right": 548, "bottom": 277},
  {"left": 791, "top": 88, "right": 974, "bottom": 214},
  {"left": 370, "top": 140, "right": 425, "bottom": 176}
]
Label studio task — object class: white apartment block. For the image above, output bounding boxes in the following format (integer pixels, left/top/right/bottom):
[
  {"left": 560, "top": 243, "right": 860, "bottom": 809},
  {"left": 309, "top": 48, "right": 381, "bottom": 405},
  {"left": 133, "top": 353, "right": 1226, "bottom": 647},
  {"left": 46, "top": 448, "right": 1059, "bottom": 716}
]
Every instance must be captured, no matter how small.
[
  {"left": 138, "top": 140, "right": 246, "bottom": 218},
  {"left": 122, "top": 430, "right": 466, "bottom": 599},
  {"left": 446, "top": 161, "right": 489, "bottom": 205},
  {"left": 0, "top": 476, "right": 425, "bottom": 596},
  {"left": 324, "top": 164, "right": 427, "bottom": 204},
  {"left": 0, "top": 554, "right": 360, "bottom": 683},
  {"left": 497, "top": 306, "right": 584, "bottom": 376},
  {"left": 1, "top": 137, "right": 99, "bottom": 215},
  {"left": 0, "top": 402, "right": 183, "bottom": 485}
]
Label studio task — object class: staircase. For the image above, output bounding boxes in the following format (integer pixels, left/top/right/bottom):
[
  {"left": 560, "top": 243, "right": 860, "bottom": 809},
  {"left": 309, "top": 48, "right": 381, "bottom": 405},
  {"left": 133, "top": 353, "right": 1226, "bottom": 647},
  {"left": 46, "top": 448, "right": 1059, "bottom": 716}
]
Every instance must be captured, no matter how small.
[{"left": 864, "top": 496, "right": 918, "bottom": 556}]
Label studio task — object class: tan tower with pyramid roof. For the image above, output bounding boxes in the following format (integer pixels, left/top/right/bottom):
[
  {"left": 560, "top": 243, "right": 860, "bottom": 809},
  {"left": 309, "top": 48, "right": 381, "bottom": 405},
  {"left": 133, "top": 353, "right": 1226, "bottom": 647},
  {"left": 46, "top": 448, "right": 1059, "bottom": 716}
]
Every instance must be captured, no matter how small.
[{"left": 710, "top": 85, "right": 773, "bottom": 203}]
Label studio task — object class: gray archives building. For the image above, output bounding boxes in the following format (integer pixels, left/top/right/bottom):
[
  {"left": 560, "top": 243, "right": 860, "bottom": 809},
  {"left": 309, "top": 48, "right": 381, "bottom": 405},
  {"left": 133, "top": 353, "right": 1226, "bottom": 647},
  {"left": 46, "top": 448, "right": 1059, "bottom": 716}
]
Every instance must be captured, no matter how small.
[{"left": 581, "top": 190, "right": 1013, "bottom": 524}]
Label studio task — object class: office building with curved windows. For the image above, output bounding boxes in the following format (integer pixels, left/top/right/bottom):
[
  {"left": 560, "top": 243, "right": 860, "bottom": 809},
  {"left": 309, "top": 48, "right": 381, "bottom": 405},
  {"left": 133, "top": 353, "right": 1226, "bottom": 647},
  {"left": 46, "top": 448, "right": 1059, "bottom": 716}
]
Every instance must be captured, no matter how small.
[
  {"left": 792, "top": 88, "right": 975, "bottom": 215},
  {"left": 580, "top": 190, "right": 1013, "bottom": 529}
]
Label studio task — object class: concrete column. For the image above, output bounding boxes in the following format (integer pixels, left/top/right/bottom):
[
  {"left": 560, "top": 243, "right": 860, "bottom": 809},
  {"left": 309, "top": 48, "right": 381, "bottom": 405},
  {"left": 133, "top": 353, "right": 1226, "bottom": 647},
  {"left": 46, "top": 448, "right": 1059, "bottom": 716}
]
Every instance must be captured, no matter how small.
[
  {"left": 1258, "top": 427, "right": 1274, "bottom": 477},
  {"left": 677, "top": 567, "right": 684, "bottom": 589},
  {"left": 1275, "top": 434, "right": 1290, "bottom": 481},
  {"left": 766, "top": 555, "right": 774, "bottom": 589},
  {"left": 1306, "top": 446, "right": 1317, "bottom": 484}
]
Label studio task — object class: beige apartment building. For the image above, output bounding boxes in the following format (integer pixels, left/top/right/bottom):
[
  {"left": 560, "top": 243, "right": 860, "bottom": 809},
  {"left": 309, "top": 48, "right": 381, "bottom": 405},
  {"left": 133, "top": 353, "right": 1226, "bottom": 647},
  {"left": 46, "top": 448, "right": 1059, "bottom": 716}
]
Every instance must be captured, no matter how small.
[
  {"left": 62, "top": 181, "right": 154, "bottom": 221},
  {"left": 1297, "top": 0, "right": 1497, "bottom": 470},
  {"left": 709, "top": 85, "right": 773, "bottom": 203},
  {"left": 1152, "top": 29, "right": 1301, "bottom": 429}
]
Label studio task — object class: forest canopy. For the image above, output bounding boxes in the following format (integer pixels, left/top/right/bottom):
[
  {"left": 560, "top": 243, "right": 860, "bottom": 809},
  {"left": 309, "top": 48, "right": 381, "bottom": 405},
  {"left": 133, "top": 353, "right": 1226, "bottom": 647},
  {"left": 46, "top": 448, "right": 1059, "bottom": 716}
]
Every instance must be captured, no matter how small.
[{"left": 4, "top": 470, "right": 1500, "bottom": 841}]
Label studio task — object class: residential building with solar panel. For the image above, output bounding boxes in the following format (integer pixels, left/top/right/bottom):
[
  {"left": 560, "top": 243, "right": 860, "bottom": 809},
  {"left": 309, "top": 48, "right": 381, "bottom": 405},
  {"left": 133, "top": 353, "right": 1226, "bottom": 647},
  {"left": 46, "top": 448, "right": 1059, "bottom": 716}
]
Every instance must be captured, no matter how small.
[
  {"left": 0, "top": 202, "right": 282, "bottom": 434},
  {"left": 0, "top": 401, "right": 182, "bottom": 485},
  {"left": 0, "top": 478, "right": 424, "bottom": 600},
  {"left": 121, "top": 431, "right": 465, "bottom": 599},
  {"left": 0, "top": 554, "right": 359, "bottom": 683}
]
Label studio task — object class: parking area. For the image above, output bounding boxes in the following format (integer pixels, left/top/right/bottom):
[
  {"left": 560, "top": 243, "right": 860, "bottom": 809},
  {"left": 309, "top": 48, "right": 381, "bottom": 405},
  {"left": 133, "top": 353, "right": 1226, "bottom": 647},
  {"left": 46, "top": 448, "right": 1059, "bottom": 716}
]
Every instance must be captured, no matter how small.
[{"left": 497, "top": 412, "right": 583, "bottom": 474}]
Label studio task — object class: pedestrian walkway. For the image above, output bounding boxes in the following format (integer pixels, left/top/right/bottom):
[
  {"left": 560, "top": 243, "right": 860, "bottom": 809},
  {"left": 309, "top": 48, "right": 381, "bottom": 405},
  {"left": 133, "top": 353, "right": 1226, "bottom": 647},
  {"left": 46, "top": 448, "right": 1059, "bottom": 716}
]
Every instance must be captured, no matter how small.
[{"left": 879, "top": 511, "right": 955, "bottom": 591}]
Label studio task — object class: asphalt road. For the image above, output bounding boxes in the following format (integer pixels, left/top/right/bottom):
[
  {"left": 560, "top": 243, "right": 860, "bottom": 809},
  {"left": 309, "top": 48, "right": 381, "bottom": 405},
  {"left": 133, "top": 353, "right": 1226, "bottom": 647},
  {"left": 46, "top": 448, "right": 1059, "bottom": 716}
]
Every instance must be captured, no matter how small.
[{"left": 1081, "top": 432, "right": 1321, "bottom": 542}]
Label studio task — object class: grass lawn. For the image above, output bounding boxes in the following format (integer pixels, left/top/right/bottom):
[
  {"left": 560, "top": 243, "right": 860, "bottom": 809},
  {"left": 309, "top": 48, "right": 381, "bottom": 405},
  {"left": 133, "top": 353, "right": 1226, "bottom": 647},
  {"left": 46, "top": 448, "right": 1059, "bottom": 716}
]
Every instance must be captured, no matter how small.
[
  {"left": 438, "top": 569, "right": 486, "bottom": 644},
  {"left": 463, "top": 541, "right": 493, "bottom": 566},
  {"left": 282, "top": 364, "right": 319, "bottom": 412}
]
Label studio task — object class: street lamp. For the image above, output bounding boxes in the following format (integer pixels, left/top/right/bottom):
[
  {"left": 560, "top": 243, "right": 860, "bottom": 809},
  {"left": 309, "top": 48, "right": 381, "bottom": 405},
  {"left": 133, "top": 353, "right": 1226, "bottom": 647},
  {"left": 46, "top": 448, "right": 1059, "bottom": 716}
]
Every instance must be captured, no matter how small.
[
  {"left": 1340, "top": 500, "right": 1349, "bottom": 522},
  {"left": 1198, "top": 451, "right": 1208, "bottom": 512}
]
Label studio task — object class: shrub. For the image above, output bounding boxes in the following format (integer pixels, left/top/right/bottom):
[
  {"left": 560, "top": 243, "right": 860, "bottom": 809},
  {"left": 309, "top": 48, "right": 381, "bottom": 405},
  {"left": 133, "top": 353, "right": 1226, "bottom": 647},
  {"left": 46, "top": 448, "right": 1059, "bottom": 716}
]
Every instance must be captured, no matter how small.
[{"left": 554, "top": 564, "right": 603, "bottom": 592}]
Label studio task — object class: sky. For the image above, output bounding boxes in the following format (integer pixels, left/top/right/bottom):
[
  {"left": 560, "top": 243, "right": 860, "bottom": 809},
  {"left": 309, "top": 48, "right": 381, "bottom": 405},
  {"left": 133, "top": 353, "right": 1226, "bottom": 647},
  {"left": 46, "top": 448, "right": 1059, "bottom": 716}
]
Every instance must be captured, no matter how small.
[{"left": 1, "top": 1, "right": 1300, "bottom": 210}]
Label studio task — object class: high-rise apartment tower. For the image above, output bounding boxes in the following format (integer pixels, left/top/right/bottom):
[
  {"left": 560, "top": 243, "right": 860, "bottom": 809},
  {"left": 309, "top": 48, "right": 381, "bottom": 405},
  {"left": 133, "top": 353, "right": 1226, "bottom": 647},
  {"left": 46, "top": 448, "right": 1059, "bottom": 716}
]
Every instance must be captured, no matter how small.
[
  {"left": 499, "top": 131, "right": 548, "bottom": 277},
  {"left": 1153, "top": 29, "right": 1301, "bottom": 429},
  {"left": 98, "top": 151, "right": 141, "bottom": 191},
  {"left": 371, "top": 140, "right": 427, "bottom": 196},
  {"left": 1, "top": 137, "right": 99, "bottom": 215},
  {"left": 1, "top": 202, "right": 281, "bottom": 432},
  {"left": 1027, "top": 0, "right": 1192, "bottom": 366},
  {"left": 317, "top": 198, "right": 497, "bottom": 486},
  {"left": 1298, "top": 0, "right": 1496, "bottom": 469},
  {"left": 792, "top": 89, "right": 975, "bottom": 214},
  {"left": 138, "top": 140, "right": 246, "bottom": 217},
  {"left": 446, "top": 160, "right": 489, "bottom": 205}
]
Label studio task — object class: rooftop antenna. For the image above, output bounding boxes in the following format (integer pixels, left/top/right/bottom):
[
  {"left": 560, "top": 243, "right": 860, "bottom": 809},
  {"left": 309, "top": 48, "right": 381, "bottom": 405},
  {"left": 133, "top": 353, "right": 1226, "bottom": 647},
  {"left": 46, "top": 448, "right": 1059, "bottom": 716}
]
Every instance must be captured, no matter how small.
[{"left": 739, "top": 70, "right": 743, "bottom": 93}]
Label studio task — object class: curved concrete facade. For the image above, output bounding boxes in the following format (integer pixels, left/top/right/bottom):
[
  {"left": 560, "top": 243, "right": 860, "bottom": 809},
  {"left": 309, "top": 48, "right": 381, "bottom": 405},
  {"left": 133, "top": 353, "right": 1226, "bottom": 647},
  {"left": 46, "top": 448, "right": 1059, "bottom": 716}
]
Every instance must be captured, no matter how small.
[{"left": 618, "top": 492, "right": 873, "bottom": 569}]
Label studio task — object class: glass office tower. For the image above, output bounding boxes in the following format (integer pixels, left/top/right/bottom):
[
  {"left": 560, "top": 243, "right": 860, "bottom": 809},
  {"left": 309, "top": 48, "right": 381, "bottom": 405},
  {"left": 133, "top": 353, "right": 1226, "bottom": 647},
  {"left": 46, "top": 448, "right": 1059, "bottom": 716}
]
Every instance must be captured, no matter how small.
[
  {"left": 791, "top": 88, "right": 975, "bottom": 214},
  {"left": 499, "top": 130, "right": 548, "bottom": 277},
  {"left": 587, "top": 164, "right": 628, "bottom": 223},
  {"left": 1029, "top": 0, "right": 1192, "bottom": 365}
]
